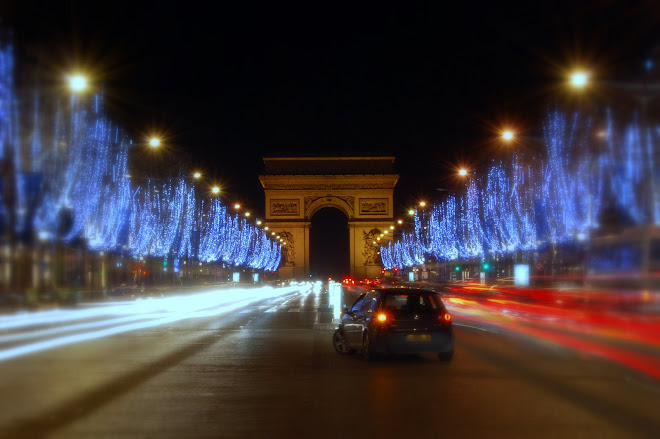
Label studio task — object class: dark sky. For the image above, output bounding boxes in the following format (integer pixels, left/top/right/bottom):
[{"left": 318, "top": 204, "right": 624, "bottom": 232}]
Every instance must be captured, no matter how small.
[{"left": 2, "top": 0, "right": 659, "bottom": 217}]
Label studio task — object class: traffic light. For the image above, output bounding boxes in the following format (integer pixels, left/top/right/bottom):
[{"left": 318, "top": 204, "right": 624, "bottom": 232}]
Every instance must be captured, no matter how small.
[
  {"left": 482, "top": 262, "right": 490, "bottom": 270},
  {"left": 454, "top": 266, "right": 461, "bottom": 272}
]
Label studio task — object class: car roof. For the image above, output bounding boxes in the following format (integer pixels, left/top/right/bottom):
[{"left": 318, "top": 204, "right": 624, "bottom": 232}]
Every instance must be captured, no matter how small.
[{"left": 374, "top": 288, "right": 439, "bottom": 295}]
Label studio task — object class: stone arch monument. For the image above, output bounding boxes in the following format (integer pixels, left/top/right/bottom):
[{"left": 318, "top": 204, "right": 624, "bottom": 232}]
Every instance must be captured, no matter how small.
[{"left": 259, "top": 156, "right": 399, "bottom": 280}]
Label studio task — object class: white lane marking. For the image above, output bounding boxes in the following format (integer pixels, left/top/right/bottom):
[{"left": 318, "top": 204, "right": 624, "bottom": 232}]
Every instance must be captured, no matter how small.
[
  {"left": 453, "top": 322, "right": 502, "bottom": 334},
  {"left": 288, "top": 308, "right": 301, "bottom": 313}
]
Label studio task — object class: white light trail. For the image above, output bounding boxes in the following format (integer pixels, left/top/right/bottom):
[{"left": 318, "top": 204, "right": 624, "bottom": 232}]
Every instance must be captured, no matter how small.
[{"left": 0, "top": 286, "right": 297, "bottom": 362}]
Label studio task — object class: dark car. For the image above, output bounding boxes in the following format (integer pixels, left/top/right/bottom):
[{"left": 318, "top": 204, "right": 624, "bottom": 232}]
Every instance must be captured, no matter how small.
[{"left": 332, "top": 288, "right": 454, "bottom": 361}]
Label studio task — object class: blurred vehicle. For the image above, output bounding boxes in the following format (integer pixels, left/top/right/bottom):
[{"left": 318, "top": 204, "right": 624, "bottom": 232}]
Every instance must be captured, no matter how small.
[
  {"left": 332, "top": 288, "right": 454, "bottom": 361},
  {"left": 379, "top": 276, "right": 400, "bottom": 285},
  {"left": 342, "top": 277, "right": 355, "bottom": 286}
]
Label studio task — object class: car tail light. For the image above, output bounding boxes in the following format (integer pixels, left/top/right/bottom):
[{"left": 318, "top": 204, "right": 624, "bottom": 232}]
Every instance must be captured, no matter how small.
[
  {"left": 376, "top": 313, "right": 388, "bottom": 322},
  {"left": 439, "top": 312, "right": 452, "bottom": 323}
]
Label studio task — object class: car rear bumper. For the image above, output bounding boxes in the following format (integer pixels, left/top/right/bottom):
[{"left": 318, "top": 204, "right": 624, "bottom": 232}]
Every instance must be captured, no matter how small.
[{"left": 372, "top": 331, "right": 454, "bottom": 355}]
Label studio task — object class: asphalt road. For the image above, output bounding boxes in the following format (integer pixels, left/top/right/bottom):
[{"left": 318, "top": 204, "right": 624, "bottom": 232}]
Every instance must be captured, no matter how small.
[{"left": 1, "top": 283, "right": 659, "bottom": 438}]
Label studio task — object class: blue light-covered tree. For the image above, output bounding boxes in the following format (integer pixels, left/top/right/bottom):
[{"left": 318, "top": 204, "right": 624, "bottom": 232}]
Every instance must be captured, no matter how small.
[
  {"left": 83, "top": 129, "right": 131, "bottom": 251},
  {"left": 129, "top": 178, "right": 189, "bottom": 258},
  {"left": 541, "top": 110, "right": 594, "bottom": 242},
  {"left": 197, "top": 198, "right": 229, "bottom": 262}
]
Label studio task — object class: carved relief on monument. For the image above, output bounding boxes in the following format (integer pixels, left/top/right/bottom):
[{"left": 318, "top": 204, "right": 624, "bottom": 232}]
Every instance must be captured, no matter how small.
[
  {"left": 304, "top": 195, "right": 354, "bottom": 216},
  {"left": 359, "top": 198, "right": 388, "bottom": 215},
  {"left": 362, "top": 228, "right": 383, "bottom": 265},
  {"left": 277, "top": 231, "right": 295, "bottom": 265},
  {"left": 270, "top": 199, "right": 299, "bottom": 216}
]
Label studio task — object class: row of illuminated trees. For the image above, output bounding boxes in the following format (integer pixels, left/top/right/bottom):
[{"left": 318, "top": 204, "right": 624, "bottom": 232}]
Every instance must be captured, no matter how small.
[
  {"left": 381, "top": 107, "right": 658, "bottom": 270},
  {"left": 0, "top": 42, "right": 281, "bottom": 273}
]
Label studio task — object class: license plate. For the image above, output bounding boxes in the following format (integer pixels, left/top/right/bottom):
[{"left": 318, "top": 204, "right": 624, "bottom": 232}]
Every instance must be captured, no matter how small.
[{"left": 406, "top": 334, "right": 431, "bottom": 342}]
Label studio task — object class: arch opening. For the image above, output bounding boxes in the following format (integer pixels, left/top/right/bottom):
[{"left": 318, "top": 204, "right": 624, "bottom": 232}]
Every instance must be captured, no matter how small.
[{"left": 309, "top": 207, "right": 349, "bottom": 281}]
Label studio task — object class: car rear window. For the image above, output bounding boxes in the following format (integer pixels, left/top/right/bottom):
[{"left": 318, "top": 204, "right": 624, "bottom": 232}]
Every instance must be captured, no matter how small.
[{"left": 382, "top": 293, "right": 440, "bottom": 314}]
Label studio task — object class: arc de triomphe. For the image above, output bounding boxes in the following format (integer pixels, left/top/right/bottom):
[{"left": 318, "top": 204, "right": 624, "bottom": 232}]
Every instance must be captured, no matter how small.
[{"left": 259, "top": 156, "right": 399, "bottom": 280}]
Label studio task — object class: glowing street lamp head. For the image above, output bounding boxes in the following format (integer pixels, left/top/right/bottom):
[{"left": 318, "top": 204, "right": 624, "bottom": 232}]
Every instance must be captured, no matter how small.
[
  {"left": 234, "top": 204, "right": 241, "bottom": 210},
  {"left": 458, "top": 169, "right": 468, "bottom": 176},
  {"left": 69, "top": 75, "right": 88, "bottom": 92},
  {"left": 245, "top": 212, "right": 251, "bottom": 217},
  {"left": 408, "top": 209, "right": 415, "bottom": 215},
  {"left": 149, "top": 138, "right": 161, "bottom": 148},
  {"left": 211, "top": 186, "right": 220, "bottom": 194},
  {"left": 502, "top": 130, "right": 514, "bottom": 141},
  {"left": 570, "top": 71, "right": 588, "bottom": 88},
  {"left": 419, "top": 201, "right": 426, "bottom": 207},
  {"left": 193, "top": 172, "right": 202, "bottom": 179}
]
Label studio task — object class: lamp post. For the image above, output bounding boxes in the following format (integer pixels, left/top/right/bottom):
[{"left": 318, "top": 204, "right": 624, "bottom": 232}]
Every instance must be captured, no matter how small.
[
  {"left": 457, "top": 168, "right": 487, "bottom": 282},
  {"left": 190, "top": 168, "right": 220, "bottom": 284},
  {"left": 61, "top": 73, "right": 91, "bottom": 297}
]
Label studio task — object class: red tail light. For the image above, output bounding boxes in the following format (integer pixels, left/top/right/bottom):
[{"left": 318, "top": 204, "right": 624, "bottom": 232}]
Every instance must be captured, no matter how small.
[{"left": 439, "top": 312, "right": 452, "bottom": 323}]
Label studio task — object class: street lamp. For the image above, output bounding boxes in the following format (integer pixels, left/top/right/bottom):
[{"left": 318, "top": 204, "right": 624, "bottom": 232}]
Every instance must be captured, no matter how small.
[
  {"left": 497, "top": 125, "right": 547, "bottom": 157},
  {"left": 149, "top": 137, "right": 161, "bottom": 148},
  {"left": 68, "top": 74, "right": 88, "bottom": 92},
  {"left": 570, "top": 71, "right": 589, "bottom": 88}
]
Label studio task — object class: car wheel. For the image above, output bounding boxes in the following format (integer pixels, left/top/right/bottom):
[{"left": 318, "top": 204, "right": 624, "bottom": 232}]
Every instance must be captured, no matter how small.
[
  {"left": 362, "top": 333, "right": 377, "bottom": 361},
  {"left": 438, "top": 349, "right": 454, "bottom": 361},
  {"left": 333, "top": 329, "right": 354, "bottom": 355}
]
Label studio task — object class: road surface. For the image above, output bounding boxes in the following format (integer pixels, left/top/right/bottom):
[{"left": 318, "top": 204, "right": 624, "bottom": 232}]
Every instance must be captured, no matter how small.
[{"left": 1, "top": 282, "right": 659, "bottom": 438}]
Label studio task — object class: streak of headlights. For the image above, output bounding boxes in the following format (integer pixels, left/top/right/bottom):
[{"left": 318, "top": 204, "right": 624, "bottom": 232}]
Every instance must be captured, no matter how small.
[{"left": 0, "top": 286, "right": 299, "bottom": 362}]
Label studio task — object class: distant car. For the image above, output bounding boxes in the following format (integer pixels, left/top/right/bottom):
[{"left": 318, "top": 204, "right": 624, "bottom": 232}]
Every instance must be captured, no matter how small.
[
  {"left": 332, "top": 288, "right": 454, "bottom": 361},
  {"left": 379, "top": 276, "right": 400, "bottom": 285}
]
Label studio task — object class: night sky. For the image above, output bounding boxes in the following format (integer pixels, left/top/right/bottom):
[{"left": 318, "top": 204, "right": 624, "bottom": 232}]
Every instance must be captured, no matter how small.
[{"left": 2, "top": 0, "right": 658, "bottom": 217}]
